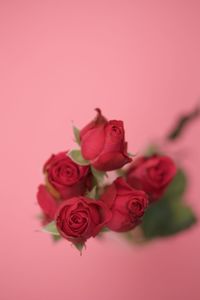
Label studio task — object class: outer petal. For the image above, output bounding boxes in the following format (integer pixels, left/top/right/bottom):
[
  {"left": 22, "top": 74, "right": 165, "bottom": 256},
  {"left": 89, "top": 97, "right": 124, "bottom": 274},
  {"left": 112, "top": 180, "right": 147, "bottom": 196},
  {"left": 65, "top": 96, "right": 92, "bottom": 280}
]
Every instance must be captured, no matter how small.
[
  {"left": 92, "top": 151, "right": 132, "bottom": 171},
  {"left": 102, "top": 120, "right": 125, "bottom": 153},
  {"left": 81, "top": 125, "right": 106, "bottom": 160},
  {"left": 43, "top": 152, "right": 68, "bottom": 172},
  {"left": 58, "top": 179, "right": 88, "bottom": 199},
  {"left": 106, "top": 210, "right": 137, "bottom": 232},
  {"left": 88, "top": 200, "right": 112, "bottom": 237},
  {"left": 80, "top": 108, "right": 107, "bottom": 139},
  {"left": 100, "top": 183, "right": 117, "bottom": 208},
  {"left": 37, "top": 185, "right": 59, "bottom": 219},
  {"left": 114, "top": 177, "right": 135, "bottom": 195}
]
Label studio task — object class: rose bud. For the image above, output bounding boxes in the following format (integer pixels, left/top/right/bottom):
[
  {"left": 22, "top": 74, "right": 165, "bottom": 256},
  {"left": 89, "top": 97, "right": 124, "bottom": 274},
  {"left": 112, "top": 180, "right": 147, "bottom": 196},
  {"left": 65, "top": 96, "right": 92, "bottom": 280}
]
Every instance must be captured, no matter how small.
[
  {"left": 126, "top": 155, "right": 177, "bottom": 202},
  {"left": 101, "top": 177, "right": 149, "bottom": 232},
  {"left": 55, "top": 196, "right": 112, "bottom": 243},
  {"left": 80, "top": 109, "right": 132, "bottom": 171},
  {"left": 44, "top": 151, "right": 92, "bottom": 199},
  {"left": 37, "top": 185, "right": 59, "bottom": 220},
  {"left": 80, "top": 108, "right": 107, "bottom": 137}
]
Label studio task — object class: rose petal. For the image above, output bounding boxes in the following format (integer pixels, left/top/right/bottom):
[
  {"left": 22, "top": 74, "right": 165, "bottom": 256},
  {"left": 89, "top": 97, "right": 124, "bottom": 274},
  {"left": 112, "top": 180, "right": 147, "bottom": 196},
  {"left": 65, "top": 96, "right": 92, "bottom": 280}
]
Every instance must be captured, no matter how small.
[
  {"left": 89, "top": 201, "right": 112, "bottom": 236},
  {"left": 81, "top": 125, "right": 106, "bottom": 160},
  {"left": 102, "top": 121, "right": 125, "bottom": 153},
  {"left": 92, "top": 151, "right": 132, "bottom": 171},
  {"left": 100, "top": 184, "right": 117, "bottom": 208},
  {"left": 107, "top": 210, "right": 137, "bottom": 232},
  {"left": 37, "top": 185, "right": 58, "bottom": 219},
  {"left": 43, "top": 152, "right": 68, "bottom": 172},
  {"left": 80, "top": 108, "right": 107, "bottom": 139},
  {"left": 114, "top": 177, "right": 134, "bottom": 195},
  {"left": 115, "top": 177, "right": 147, "bottom": 197}
]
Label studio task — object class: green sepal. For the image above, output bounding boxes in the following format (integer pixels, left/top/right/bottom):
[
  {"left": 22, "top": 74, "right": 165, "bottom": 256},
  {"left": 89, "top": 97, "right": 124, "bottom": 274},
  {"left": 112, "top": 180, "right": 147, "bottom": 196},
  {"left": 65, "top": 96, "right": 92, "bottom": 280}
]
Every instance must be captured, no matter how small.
[
  {"left": 73, "top": 242, "right": 85, "bottom": 254},
  {"left": 91, "top": 166, "right": 107, "bottom": 184},
  {"left": 52, "top": 234, "right": 62, "bottom": 242},
  {"left": 144, "top": 144, "right": 161, "bottom": 157},
  {"left": 116, "top": 168, "right": 126, "bottom": 177},
  {"left": 100, "top": 227, "right": 110, "bottom": 232},
  {"left": 73, "top": 126, "right": 81, "bottom": 145},
  {"left": 42, "top": 221, "right": 60, "bottom": 236},
  {"left": 86, "top": 186, "right": 98, "bottom": 200},
  {"left": 68, "top": 150, "right": 90, "bottom": 166}
]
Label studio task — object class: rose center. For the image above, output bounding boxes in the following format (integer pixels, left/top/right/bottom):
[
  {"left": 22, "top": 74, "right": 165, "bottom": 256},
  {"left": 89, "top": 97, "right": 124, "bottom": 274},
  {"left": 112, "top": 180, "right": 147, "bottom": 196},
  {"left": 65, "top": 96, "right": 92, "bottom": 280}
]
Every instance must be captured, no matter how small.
[
  {"left": 52, "top": 162, "right": 80, "bottom": 185},
  {"left": 148, "top": 164, "right": 166, "bottom": 184},
  {"left": 68, "top": 211, "right": 89, "bottom": 233},
  {"left": 128, "top": 199, "right": 144, "bottom": 218},
  {"left": 111, "top": 125, "right": 122, "bottom": 136}
]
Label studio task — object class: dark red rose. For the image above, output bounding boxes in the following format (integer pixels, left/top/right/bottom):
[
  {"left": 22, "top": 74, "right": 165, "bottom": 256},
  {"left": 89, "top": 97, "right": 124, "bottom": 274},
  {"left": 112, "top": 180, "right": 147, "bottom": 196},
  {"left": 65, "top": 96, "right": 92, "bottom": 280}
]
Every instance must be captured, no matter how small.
[
  {"left": 44, "top": 151, "right": 92, "bottom": 199},
  {"left": 37, "top": 185, "right": 59, "bottom": 220},
  {"left": 101, "top": 177, "right": 149, "bottom": 232},
  {"left": 126, "top": 155, "right": 177, "bottom": 201},
  {"left": 55, "top": 196, "right": 112, "bottom": 243},
  {"left": 80, "top": 109, "right": 132, "bottom": 171}
]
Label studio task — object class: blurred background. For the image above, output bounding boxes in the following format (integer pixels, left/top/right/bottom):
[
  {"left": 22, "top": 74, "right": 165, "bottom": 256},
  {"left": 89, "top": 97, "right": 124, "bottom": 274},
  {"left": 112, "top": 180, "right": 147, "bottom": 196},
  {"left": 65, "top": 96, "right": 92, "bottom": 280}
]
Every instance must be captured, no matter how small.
[{"left": 0, "top": 1, "right": 200, "bottom": 299}]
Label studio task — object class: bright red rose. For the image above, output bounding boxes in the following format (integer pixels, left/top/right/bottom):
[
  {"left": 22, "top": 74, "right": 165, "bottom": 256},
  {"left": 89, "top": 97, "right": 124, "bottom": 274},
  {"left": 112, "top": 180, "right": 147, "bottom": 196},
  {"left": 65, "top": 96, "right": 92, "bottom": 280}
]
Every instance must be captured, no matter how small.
[
  {"left": 44, "top": 151, "right": 92, "bottom": 199},
  {"left": 101, "top": 177, "right": 149, "bottom": 232},
  {"left": 126, "top": 155, "right": 177, "bottom": 201},
  {"left": 37, "top": 185, "right": 59, "bottom": 220},
  {"left": 55, "top": 196, "right": 112, "bottom": 243},
  {"left": 80, "top": 109, "right": 132, "bottom": 171}
]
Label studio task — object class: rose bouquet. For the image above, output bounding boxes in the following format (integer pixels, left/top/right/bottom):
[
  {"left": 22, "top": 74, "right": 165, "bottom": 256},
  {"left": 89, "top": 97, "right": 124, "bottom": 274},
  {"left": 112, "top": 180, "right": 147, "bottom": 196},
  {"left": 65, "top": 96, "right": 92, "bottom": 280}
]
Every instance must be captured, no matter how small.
[{"left": 36, "top": 107, "right": 198, "bottom": 252}]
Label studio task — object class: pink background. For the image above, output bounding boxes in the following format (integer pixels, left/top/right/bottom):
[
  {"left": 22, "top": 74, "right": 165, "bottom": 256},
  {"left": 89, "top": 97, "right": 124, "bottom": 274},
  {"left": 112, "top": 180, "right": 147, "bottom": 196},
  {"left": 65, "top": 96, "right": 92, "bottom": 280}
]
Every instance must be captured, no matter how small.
[{"left": 1, "top": 1, "right": 200, "bottom": 299}]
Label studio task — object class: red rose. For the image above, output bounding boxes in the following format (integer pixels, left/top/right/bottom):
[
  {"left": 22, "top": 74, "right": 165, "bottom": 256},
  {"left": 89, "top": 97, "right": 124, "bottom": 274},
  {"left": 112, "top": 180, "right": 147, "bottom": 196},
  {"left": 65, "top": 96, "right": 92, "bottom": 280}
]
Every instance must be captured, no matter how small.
[
  {"left": 37, "top": 185, "right": 59, "bottom": 220},
  {"left": 55, "top": 196, "right": 112, "bottom": 243},
  {"left": 80, "top": 109, "right": 132, "bottom": 171},
  {"left": 44, "top": 152, "right": 92, "bottom": 199},
  {"left": 126, "top": 155, "right": 177, "bottom": 201},
  {"left": 101, "top": 177, "right": 149, "bottom": 232}
]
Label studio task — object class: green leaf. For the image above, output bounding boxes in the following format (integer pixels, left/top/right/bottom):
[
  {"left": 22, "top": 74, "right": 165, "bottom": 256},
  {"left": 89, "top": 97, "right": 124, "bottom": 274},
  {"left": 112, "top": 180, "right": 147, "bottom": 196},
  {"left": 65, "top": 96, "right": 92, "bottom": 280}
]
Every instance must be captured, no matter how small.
[
  {"left": 42, "top": 221, "right": 60, "bottom": 236},
  {"left": 91, "top": 166, "right": 107, "bottom": 184},
  {"left": 86, "top": 186, "right": 99, "bottom": 199},
  {"left": 73, "top": 242, "right": 85, "bottom": 254},
  {"left": 172, "top": 202, "right": 197, "bottom": 232},
  {"left": 73, "top": 126, "right": 81, "bottom": 145},
  {"left": 141, "top": 196, "right": 196, "bottom": 239},
  {"left": 164, "top": 169, "right": 187, "bottom": 199},
  {"left": 140, "top": 169, "right": 194, "bottom": 240},
  {"left": 68, "top": 150, "right": 90, "bottom": 166}
]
